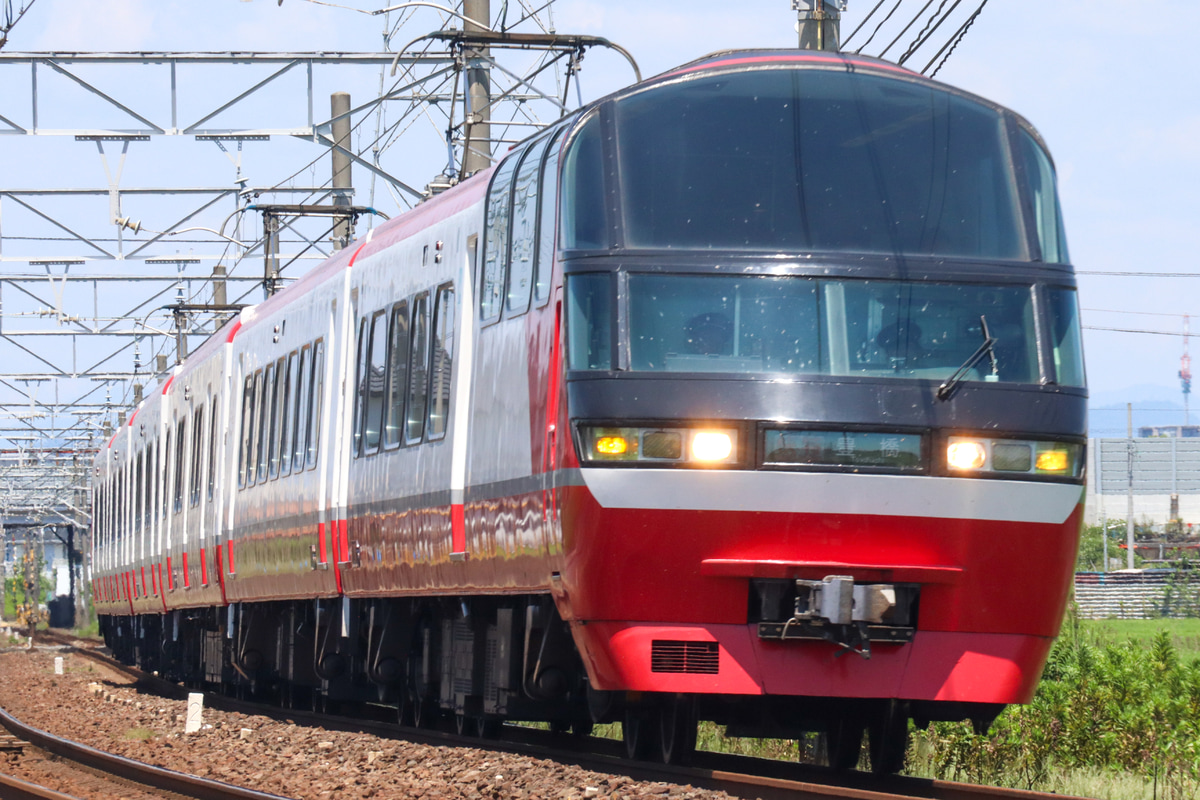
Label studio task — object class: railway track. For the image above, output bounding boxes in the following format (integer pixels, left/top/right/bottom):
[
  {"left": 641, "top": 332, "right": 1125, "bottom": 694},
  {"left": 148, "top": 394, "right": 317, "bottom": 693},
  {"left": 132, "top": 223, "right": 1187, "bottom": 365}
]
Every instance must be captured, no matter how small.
[{"left": 26, "top": 631, "right": 1087, "bottom": 800}]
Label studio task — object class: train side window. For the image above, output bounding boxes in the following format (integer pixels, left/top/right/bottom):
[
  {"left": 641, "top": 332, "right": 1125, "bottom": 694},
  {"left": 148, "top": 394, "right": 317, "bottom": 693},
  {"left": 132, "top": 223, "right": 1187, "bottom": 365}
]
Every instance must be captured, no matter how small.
[
  {"left": 239, "top": 375, "right": 254, "bottom": 489},
  {"left": 294, "top": 345, "right": 312, "bottom": 468},
  {"left": 135, "top": 451, "right": 144, "bottom": 530},
  {"left": 280, "top": 352, "right": 297, "bottom": 477},
  {"left": 535, "top": 129, "right": 565, "bottom": 305},
  {"left": 507, "top": 137, "right": 550, "bottom": 316},
  {"left": 174, "top": 416, "right": 187, "bottom": 515},
  {"left": 250, "top": 368, "right": 264, "bottom": 486},
  {"left": 257, "top": 363, "right": 273, "bottom": 484},
  {"left": 364, "top": 309, "right": 389, "bottom": 454},
  {"left": 384, "top": 301, "right": 409, "bottom": 449},
  {"left": 207, "top": 396, "right": 219, "bottom": 501},
  {"left": 190, "top": 405, "right": 204, "bottom": 507},
  {"left": 307, "top": 339, "right": 325, "bottom": 469},
  {"left": 162, "top": 432, "right": 172, "bottom": 518},
  {"left": 269, "top": 356, "right": 285, "bottom": 479},
  {"left": 353, "top": 317, "right": 368, "bottom": 456},
  {"left": 405, "top": 292, "right": 430, "bottom": 444},
  {"left": 481, "top": 154, "right": 521, "bottom": 322},
  {"left": 428, "top": 284, "right": 455, "bottom": 439}
]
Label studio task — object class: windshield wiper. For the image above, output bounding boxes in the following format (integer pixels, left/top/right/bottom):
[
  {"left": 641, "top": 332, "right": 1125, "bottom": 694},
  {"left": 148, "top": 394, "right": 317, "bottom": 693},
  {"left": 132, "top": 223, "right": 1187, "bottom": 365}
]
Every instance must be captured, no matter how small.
[{"left": 936, "top": 315, "right": 998, "bottom": 401}]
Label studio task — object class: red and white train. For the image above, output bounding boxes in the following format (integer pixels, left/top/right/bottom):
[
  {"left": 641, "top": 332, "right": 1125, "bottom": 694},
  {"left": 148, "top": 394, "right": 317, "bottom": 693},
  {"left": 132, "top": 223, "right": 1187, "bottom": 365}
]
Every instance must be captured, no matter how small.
[{"left": 93, "top": 49, "right": 1087, "bottom": 771}]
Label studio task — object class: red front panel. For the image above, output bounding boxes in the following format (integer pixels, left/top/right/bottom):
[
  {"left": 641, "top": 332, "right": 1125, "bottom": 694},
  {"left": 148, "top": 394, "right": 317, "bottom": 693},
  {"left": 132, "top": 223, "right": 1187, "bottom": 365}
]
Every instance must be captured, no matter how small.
[{"left": 555, "top": 479, "right": 1082, "bottom": 704}]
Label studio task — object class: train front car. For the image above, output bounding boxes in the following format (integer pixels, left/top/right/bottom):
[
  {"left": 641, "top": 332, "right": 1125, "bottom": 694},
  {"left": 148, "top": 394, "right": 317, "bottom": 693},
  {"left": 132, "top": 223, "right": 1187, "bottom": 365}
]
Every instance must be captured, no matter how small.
[{"left": 552, "top": 52, "right": 1086, "bottom": 769}]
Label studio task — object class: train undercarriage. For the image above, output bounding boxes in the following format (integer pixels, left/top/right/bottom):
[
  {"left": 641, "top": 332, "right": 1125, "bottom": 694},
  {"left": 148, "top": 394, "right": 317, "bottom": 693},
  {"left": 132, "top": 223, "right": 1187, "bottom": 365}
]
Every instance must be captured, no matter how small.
[{"left": 100, "top": 595, "right": 1002, "bottom": 772}]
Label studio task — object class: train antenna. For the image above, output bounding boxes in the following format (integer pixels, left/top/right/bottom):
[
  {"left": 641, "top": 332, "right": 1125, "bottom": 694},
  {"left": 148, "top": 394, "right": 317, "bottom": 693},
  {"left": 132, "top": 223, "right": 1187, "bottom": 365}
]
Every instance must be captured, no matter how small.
[{"left": 1181, "top": 314, "right": 1192, "bottom": 425}]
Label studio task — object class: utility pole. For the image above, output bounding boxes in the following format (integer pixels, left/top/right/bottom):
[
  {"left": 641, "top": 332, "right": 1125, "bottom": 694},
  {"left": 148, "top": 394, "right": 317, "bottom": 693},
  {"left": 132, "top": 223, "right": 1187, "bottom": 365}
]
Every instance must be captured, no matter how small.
[
  {"left": 462, "top": 0, "right": 492, "bottom": 175},
  {"left": 795, "top": 0, "right": 843, "bottom": 51},
  {"left": 1127, "top": 403, "right": 1136, "bottom": 570},
  {"left": 331, "top": 92, "right": 353, "bottom": 251}
]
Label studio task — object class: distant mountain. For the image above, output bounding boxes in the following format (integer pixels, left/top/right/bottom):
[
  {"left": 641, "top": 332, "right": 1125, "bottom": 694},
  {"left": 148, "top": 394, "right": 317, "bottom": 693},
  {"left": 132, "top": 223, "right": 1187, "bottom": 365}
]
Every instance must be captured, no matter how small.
[{"left": 1088, "top": 384, "right": 1193, "bottom": 438}]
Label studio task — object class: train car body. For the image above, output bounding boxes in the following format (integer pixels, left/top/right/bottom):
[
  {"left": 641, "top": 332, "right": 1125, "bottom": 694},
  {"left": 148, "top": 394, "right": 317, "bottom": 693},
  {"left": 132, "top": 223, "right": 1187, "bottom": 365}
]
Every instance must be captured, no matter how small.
[{"left": 92, "top": 50, "right": 1085, "bottom": 771}]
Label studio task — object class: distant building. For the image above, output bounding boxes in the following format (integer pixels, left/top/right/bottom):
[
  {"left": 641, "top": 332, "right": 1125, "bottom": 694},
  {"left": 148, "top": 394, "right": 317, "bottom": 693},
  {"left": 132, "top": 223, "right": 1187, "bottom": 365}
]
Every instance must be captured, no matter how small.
[{"left": 1139, "top": 425, "right": 1200, "bottom": 438}]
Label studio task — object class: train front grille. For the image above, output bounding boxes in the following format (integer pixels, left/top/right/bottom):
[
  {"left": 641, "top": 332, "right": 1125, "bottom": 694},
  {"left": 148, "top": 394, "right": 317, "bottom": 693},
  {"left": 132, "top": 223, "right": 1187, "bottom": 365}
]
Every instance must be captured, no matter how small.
[{"left": 650, "top": 640, "right": 720, "bottom": 674}]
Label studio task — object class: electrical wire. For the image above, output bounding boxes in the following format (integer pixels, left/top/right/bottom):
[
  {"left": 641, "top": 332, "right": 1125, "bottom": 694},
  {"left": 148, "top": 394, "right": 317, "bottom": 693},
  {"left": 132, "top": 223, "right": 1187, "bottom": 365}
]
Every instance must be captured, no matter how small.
[
  {"left": 1084, "top": 325, "right": 1193, "bottom": 338},
  {"left": 875, "top": 0, "right": 936, "bottom": 59},
  {"left": 854, "top": 0, "right": 906, "bottom": 55},
  {"left": 841, "top": 0, "right": 890, "bottom": 50},
  {"left": 898, "top": 0, "right": 963, "bottom": 66},
  {"left": 926, "top": 0, "right": 988, "bottom": 77}
]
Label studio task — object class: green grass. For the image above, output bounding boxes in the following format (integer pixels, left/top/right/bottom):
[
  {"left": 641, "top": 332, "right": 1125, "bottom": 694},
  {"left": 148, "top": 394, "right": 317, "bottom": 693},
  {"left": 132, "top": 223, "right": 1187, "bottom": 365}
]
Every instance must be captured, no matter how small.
[{"left": 1077, "top": 617, "right": 1200, "bottom": 662}]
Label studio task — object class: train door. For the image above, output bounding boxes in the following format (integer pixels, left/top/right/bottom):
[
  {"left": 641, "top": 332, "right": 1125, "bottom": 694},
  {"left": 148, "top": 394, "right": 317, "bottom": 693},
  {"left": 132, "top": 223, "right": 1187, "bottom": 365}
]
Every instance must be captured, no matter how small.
[
  {"left": 449, "top": 234, "right": 478, "bottom": 560},
  {"left": 541, "top": 287, "right": 564, "bottom": 536}
]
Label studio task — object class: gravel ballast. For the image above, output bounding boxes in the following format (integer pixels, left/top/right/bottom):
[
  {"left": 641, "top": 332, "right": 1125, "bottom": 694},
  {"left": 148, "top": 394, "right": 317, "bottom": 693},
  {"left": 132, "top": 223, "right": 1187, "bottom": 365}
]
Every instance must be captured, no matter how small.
[{"left": 0, "top": 646, "right": 738, "bottom": 800}]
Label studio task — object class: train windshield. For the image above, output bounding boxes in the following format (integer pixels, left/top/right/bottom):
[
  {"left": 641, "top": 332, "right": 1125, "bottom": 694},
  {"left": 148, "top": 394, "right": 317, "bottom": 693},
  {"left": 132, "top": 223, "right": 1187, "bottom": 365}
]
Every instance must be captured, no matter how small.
[
  {"left": 564, "top": 67, "right": 1030, "bottom": 259},
  {"left": 568, "top": 273, "right": 1076, "bottom": 386}
]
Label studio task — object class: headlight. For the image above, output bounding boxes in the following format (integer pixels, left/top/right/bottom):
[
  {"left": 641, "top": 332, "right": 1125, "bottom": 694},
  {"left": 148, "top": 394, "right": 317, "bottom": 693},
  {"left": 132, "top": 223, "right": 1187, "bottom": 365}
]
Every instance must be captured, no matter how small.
[
  {"left": 946, "top": 436, "right": 1082, "bottom": 478},
  {"left": 580, "top": 426, "right": 739, "bottom": 466}
]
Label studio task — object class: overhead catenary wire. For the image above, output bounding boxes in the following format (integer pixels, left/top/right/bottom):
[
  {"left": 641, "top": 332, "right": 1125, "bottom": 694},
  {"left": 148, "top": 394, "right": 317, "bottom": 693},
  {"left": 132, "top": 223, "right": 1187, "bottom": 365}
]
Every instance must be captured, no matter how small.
[
  {"left": 842, "top": 0, "right": 892, "bottom": 50},
  {"left": 898, "top": 0, "right": 964, "bottom": 66},
  {"left": 854, "top": 0, "right": 909, "bottom": 55},
  {"left": 925, "top": 0, "right": 988, "bottom": 77},
  {"left": 875, "top": 0, "right": 936, "bottom": 59}
]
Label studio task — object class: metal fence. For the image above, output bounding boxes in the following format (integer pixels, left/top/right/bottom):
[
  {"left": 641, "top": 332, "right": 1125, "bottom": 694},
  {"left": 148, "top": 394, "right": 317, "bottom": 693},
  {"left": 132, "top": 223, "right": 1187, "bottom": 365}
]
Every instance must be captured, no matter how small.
[
  {"left": 1093, "top": 438, "right": 1200, "bottom": 495},
  {"left": 1073, "top": 572, "right": 1200, "bottom": 619}
]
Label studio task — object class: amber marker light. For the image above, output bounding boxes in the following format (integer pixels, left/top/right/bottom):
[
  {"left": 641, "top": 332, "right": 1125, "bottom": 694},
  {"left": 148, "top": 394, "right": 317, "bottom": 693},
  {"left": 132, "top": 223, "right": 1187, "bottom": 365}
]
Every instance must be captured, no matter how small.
[
  {"left": 691, "top": 431, "right": 734, "bottom": 462},
  {"left": 1036, "top": 449, "right": 1070, "bottom": 472},
  {"left": 594, "top": 436, "right": 629, "bottom": 457},
  {"left": 947, "top": 440, "right": 987, "bottom": 470}
]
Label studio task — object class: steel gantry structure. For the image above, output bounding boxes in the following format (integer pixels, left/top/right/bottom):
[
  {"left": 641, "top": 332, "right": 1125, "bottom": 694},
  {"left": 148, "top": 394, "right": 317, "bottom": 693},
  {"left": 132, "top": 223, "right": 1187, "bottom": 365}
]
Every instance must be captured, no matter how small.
[{"left": 0, "top": 0, "right": 640, "bottom": 613}]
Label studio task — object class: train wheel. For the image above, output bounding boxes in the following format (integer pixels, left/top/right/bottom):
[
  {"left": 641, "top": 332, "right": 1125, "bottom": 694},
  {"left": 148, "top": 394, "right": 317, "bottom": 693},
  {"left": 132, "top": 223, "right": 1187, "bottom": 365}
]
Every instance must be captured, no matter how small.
[
  {"left": 474, "top": 716, "right": 503, "bottom": 739},
  {"left": 868, "top": 701, "right": 909, "bottom": 775},
  {"left": 411, "top": 691, "right": 439, "bottom": 729},
  {"left": 825, "top": 718, "right": 865, "bottom": 770},
  {"left": 623, "top": 708, "right": 659, "bottom": 760},
  {"left": 570, "top": 720, "right": 594, "bottom": 738},
  {"left": 657, "top": 695, "right": 697, "bottom": 765}
]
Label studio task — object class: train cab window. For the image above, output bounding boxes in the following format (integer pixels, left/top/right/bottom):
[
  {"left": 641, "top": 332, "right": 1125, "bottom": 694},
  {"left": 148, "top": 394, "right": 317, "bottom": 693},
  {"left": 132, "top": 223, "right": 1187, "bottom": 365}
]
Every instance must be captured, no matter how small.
[
  {"left": 569, "top": 69, "right": 1024, "bottom": 259},
  {"left": 406, "top": 293, "right": 430, "bottom": 443},
  {"left": 384, "top": 301, "right": 410, "bottom": 449},
  {"left": 353, "top": 317, "right": 368, "bottom": 456},
  {"left": 280, "top": 353, "right": 297, "bottom": 477},
  {"left": 174, "top": 417, "right": 187, "bottom": 515},
  {"left": 363, "top": 310, "right": 389, "bottom": 454},
  {"left": 1047, "top": 288, "right": 1085, "bottom": 387},
  {"left": 428, "top": 284, "right": 455, "bottom": 438},
  {"left": 482, "top": 155, "right": 521, "bottom": 322},
  {"left": 535, "top": 129, "right": 565, "bottom": 304},
  {"left": 294, "top": 345, "right": 312, "bottom": 467},
  {"left": 507, "top": 137, "right": 550, "bottom": 316},
  {"left": 239, "top": 375, "right": 254, "bottom": 489},
  {"left": 207, "top": 396, "right": 219, "bottom": 501},
  {"left": 566, "top": 273, "right": 612, "bottom": 370},
  {"left": 307, "top": 339, "right": 325, "bottom": 469},
  {"left": 1018, "top": 130, "right": 1069, "bottom": 265},
  {"left": 621, "top": 274, "right": 1040, "bottom": 384},
  {"left": 560, "top": 115, "right": 607, "bottom": 251}
]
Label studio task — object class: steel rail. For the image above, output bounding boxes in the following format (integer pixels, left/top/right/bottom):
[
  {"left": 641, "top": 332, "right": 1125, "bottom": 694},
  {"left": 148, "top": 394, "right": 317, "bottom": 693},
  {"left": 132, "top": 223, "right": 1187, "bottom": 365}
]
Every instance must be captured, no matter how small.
[
  {"left": 0, "top": 703, "right": 294, "bottom": 800},
  {"left": 44, "top": 634, "right": 1088, "bottom": 800}
]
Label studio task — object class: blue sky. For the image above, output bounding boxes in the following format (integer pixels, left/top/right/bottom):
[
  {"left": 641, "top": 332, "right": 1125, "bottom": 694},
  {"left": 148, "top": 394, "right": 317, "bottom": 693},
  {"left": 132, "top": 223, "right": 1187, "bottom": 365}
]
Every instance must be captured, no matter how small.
[{"left": 5, "top": 0, "right": 1200, "bottom": 430}]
